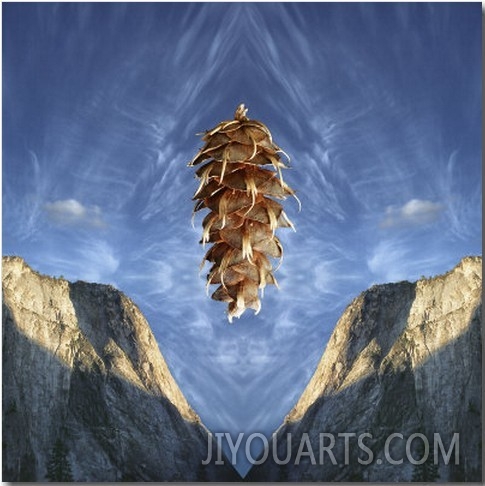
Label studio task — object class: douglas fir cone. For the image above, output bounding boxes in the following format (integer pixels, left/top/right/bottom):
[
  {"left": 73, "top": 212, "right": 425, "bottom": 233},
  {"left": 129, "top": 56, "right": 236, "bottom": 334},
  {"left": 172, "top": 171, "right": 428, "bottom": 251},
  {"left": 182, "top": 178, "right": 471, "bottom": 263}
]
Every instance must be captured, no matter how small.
[{"left": 189, "top": 104, "right": 298, "bottom": 322}]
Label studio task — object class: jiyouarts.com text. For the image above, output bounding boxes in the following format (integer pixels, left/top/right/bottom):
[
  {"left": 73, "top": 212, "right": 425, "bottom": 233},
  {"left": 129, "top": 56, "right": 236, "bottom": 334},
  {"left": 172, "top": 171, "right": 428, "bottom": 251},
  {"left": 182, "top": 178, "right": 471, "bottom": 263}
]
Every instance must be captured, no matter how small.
[{"left": 202, "top": 432, "right": 460, "bottom": 466}]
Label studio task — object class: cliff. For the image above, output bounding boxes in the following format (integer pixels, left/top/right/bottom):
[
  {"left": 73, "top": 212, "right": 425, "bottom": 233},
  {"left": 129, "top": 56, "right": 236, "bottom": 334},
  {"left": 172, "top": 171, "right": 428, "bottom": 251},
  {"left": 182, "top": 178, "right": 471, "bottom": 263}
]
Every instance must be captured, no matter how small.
[
  {"left": 2, "top": 256, "right": 239, "bottom": 481},
  {"left": 247, "top": 256, "right": 482, "bottom": 481},
  {"left": 3, "top": 255, "right": 481, "bottom": 481}
]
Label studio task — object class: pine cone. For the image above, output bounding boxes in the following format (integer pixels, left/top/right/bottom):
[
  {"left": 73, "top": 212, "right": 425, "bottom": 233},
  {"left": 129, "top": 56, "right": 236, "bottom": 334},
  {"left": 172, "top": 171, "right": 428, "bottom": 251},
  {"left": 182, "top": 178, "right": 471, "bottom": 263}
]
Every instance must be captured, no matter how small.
[{"left": 189, "top": 104, "right": 297, "bottom": 322}]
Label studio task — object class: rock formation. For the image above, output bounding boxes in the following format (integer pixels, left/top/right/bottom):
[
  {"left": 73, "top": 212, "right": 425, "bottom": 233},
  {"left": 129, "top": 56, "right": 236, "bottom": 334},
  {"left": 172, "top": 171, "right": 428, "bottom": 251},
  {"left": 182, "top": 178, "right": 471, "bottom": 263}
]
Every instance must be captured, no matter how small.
[
  {"left": 247, "top": 256, "right": 482, "bottom": 482},
  {"left": 3, "top": 255, "right": 481, "bottom": 481},
  {"left": 2, "top": 256, "right": 239, "bottom": 481}
]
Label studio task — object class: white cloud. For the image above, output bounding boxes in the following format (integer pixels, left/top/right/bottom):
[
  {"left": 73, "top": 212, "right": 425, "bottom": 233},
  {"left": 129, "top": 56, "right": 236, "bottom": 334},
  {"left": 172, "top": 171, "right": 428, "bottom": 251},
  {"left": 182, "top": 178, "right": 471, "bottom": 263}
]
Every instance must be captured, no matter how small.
[
  {"left": 44, "top": 199, "right": 106, "bottom": 228},
  {"left": 381, "top": 198, "right": 443, "bottom": 229}
]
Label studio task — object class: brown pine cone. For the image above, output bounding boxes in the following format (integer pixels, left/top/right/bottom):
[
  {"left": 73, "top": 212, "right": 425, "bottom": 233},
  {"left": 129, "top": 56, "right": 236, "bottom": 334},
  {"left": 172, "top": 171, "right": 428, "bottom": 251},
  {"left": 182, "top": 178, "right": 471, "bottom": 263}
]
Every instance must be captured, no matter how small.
[{"left": 189, "top": 104, "right": 297, "bottom": 322}]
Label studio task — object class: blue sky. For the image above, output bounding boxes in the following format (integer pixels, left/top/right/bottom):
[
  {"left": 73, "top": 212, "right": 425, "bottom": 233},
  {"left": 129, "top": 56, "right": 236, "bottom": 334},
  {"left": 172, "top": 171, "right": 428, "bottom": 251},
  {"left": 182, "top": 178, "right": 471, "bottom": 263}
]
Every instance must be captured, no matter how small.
[{"left": 3, "top": 2, "right": 481, "bottom": 475}]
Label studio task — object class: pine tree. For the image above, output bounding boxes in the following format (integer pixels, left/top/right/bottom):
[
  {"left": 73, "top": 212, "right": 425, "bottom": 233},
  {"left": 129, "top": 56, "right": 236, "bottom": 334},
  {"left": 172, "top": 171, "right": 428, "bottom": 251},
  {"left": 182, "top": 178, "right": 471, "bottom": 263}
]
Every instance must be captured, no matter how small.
[
  {"left": 411, "top": 435, "right": 439, "bottom": 482},
  {"left": 197, "top": 463, "right": 209, "bottom": 481},
  {"left": 189, "top": 104, "right": 297, "bottom": 322},
  {"left": 46, "top": 438, "right": 74, "bottom": 482}
]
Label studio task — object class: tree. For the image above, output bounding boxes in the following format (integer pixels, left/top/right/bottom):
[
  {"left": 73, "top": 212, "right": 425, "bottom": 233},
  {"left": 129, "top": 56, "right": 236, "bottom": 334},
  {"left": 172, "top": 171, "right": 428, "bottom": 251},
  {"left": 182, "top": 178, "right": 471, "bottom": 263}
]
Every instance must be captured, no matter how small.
[
  {"left": 189, "top": 104, "right": 298, "bottom": 322},
  {"left": 46, "top": 438, "right": 74, "bottom": 481},
  {"left": 411, "top": 435, "right": 439, "bottom": 482},
  {"left": 197, "top": 463, "right": 209, "bottom": 481}
]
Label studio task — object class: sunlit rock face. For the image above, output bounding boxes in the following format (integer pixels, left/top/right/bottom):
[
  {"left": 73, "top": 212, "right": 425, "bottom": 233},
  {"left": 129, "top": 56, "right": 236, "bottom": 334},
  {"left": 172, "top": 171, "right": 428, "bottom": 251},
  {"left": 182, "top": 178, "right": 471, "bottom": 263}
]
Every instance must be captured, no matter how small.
[
  {"left": 247, "top": 257, "right": 482, "bottom": 482},
  {"left": 2, "top": 256, "right": 239, "bottom": 481}
]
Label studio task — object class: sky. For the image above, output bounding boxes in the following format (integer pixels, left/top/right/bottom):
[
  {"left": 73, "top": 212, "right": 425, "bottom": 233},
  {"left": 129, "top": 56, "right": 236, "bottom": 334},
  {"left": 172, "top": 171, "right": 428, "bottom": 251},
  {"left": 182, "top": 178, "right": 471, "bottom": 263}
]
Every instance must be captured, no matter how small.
[{"left": 3, "top": 2, "right": 482, "bottom": 475}]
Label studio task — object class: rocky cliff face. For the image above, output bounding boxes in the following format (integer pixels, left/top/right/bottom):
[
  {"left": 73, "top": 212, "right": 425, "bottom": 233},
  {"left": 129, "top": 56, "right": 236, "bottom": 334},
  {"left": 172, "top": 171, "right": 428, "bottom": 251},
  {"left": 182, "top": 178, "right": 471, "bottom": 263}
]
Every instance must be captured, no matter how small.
[
  {"left": 4, "top": 256, "right": 481, "bottom": 482},
  {"left": 247, "top": 257, "right": 482, "bottom": 482},
  {"left": 2, "top": 256, "right": 239, "bottom": 481}
]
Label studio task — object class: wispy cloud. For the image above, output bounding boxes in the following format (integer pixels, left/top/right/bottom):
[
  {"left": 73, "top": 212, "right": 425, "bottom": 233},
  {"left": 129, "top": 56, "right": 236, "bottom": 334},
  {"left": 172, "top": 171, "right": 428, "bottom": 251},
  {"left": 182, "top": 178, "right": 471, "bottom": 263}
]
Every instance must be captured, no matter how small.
[
  {"left": 77, "top": 239, "right": 120, "bottom": 282},
  {"left": 3, "top": 150, "right": 51, "bottom": 241},
  {"left": 31, "top": 238, "right": 120, "bottom": 286},
  {"left": 437, "top": 150, "right": 482, "bottom": 241},
  {"left": 366, "top": 236, "right": 456, "bottom": 284},
  {"left": 367, "top": 239, "right": 410, "bottom": 282},
  {"left": 44, "top": 199, "right": 106, "bottom": 228},
  {"left": 380, "top": 198, "right": 444, "bottom": 229}
]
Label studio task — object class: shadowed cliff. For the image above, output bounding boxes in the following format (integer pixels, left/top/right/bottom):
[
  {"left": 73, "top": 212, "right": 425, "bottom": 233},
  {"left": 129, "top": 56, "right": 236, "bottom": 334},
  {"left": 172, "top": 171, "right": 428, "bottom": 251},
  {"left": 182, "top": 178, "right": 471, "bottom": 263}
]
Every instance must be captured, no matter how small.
[
  {"left": 246, "top": 257, "right": 482, "bottom": 482},
  {"left": 3, "top": 255, "right": 481, "bottom": 481},
  {"left": 2, "top": 256, "right": 240, "bottom": 481}
]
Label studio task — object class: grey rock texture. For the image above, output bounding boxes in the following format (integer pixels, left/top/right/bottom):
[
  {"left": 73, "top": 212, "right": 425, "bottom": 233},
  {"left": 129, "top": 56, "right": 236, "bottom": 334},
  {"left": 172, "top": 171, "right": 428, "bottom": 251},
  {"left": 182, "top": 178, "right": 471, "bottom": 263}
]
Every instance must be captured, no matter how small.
[
  {"left": 247, "top": 256, "right": 482, "bottom": 482},
  {"left": 2, "top": 256, "right": 239, "bottom": 481}
]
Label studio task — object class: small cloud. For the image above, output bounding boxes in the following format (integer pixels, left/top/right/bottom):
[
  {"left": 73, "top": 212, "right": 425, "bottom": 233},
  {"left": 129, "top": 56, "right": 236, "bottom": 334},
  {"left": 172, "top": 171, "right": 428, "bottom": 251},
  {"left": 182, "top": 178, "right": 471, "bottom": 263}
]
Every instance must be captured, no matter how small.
[
  {"left": 380, "top": 199, "right": 443, "bottom": 229},
  {"left": 44, "top": 199, "right": 106, "bottom": 228}
]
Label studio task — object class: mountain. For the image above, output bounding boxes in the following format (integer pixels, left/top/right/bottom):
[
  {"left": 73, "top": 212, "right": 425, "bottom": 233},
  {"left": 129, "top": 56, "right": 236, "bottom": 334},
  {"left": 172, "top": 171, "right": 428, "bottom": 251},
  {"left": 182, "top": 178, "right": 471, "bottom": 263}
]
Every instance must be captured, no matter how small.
[
  {"left": 2, "top": 256, "right": 240, "bottom": 481},
  {"left": 3, "top": 256, "right": 481, "bottom": 482},
  {"left": 247, "top": 256, "right": 482, "bottom": 482}
]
